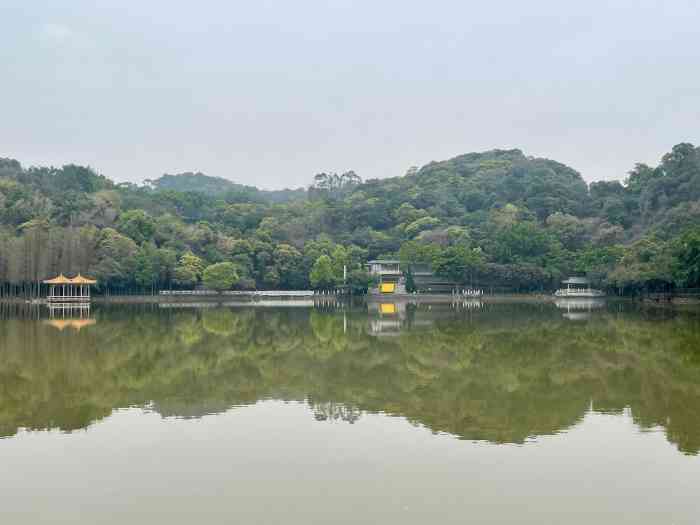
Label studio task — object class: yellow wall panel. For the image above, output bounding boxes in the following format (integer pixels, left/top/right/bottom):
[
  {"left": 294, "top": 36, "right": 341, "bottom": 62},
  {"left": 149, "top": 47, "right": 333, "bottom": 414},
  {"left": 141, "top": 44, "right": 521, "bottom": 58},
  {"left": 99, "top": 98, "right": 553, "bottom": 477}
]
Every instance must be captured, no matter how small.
[
  {"left": 380, "top": 303, "right": 396, "bottom": 314},
  {"left": 380, "top": 283, "right": 396, "bottom": 293}
]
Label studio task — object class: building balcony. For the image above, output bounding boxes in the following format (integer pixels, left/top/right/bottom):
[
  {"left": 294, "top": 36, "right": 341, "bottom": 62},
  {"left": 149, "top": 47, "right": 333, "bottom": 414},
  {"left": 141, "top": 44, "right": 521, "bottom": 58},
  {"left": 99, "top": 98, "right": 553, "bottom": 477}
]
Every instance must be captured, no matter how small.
[{"left": 367, "top": 260, "right": 402, "bottom": 276}]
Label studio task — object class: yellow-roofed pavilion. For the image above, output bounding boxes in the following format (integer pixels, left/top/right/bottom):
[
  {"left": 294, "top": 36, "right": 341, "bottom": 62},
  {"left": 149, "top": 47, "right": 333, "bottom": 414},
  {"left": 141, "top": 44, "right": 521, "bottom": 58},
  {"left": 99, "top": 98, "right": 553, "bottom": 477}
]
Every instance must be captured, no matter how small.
[{"left": 43, "top": 273, "right": 97, "bottom": 303}]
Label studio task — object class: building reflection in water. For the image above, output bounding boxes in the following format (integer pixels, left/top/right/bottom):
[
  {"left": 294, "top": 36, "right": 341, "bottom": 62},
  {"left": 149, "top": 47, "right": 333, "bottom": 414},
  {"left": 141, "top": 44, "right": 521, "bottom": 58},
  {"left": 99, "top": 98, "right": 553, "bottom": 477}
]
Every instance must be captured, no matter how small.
[
  {"left": 311, "top": 401, "right": 362, "bottom": 424},
  {"left": 44, "top": 303, "right": 96, "bottom": 331},
  {"left": 368, "top": 299, "right": 484, "bottom": 335},
  {"left": 368, "top": 302, "right": 406, "bottom": 336}
]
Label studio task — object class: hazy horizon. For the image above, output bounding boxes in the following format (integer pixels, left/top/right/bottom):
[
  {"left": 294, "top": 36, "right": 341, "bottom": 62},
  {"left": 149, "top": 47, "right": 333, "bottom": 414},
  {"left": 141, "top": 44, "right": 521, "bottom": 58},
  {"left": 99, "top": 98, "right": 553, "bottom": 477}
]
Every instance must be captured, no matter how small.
[{"left": 2, "top": 0, "right": 699, "bottom": 189}]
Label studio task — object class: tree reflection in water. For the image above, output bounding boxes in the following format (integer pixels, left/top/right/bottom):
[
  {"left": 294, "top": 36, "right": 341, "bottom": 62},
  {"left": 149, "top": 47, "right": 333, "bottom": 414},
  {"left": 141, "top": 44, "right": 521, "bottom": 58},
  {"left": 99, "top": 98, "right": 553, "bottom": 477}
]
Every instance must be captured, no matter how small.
[{"left": 0, "top": 302, "right": 699, "bottom": 455}]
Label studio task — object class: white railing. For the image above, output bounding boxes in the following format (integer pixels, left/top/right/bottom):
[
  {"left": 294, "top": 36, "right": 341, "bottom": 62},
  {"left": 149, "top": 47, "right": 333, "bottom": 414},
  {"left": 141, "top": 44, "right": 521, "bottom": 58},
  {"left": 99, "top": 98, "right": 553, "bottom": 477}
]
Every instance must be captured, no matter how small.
[
  {"left": 47, "top": 295, "right": 91, "bottom": 301},
  {"left": 159, "top": 290, "right": 218, "bottom": 295},
  {"left": 554, "top": 288, "right": 605, "bottom": 297},
  {"left": 225, "top": 290, "right": 315, "bottom": 297},
  {"left": 159, "top": 290, "right": 316, "bottom": 297}
]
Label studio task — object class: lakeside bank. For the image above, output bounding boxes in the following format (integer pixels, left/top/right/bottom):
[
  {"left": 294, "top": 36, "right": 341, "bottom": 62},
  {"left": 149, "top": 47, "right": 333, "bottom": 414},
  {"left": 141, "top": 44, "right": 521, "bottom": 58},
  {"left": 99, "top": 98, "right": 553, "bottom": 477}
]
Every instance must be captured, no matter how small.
[{"left": 1, "top": 292, "right": 698, "bottom": 306}]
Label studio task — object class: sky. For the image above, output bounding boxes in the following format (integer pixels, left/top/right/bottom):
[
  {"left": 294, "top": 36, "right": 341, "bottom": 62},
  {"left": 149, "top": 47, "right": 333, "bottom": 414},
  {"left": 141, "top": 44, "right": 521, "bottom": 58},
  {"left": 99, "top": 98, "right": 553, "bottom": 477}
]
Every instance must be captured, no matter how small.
[{"left": 1, "top": 1, "right": 699, "bottom": 189}]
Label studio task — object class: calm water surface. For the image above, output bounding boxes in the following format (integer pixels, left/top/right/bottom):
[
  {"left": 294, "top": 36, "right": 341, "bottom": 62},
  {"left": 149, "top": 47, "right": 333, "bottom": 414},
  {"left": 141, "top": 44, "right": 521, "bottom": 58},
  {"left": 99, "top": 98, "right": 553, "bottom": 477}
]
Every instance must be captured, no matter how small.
[{"left": 1, "top": 300, "right": 699, "bottom": 524}]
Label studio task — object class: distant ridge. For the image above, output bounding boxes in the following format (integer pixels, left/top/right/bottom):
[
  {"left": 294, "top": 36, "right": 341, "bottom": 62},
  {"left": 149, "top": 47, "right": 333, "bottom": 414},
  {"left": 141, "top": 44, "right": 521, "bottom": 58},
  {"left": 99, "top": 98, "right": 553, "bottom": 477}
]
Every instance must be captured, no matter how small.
[{"left": 148, "top": 172, "right": 306, "bottom": 203}]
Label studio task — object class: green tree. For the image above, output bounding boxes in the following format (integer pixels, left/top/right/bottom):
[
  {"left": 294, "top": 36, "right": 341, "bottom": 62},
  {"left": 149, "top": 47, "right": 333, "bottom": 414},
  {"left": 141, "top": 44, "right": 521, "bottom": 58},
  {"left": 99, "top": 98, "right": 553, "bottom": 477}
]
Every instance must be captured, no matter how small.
[
  {"left": 90, "top": 228, "right": 139, "bottom": 289},
  {"left": 273, "top": 244, "right": 306, "bottom": 289},
  {"left": 491, "top": 222, "right": 554, "bottom": 265},
  {"left": 134, "top": 244, "right": 157, "bottom": 290},
  {"left": 155, "top": 248, "right": 178, "bottom": 286},
  {"left": 174, "top": 251, "right": 205, "bottom": 287},
  {"left": 330, "top": 245, "right": 349, "bottom": 283},
  {"left": 609, "top": 237, "right": 675, "bottom": 293},
  {"left": 202, "top": 262, "right": 240, "bottom": 291},
  {"left": 347, "top": 268, "right": 375, "bottom": 294},
  {"left": 309, "top": 255, "right": 337, "bottom": 290},
  {"left": 116, "top": 210, "right": 156, "bottom": 244},
  {"left": 399, "top": 241, "right": 440, "bottom": 265},
  {"left": 173, "top": 267, "right": 197, "bottom": 287},
  {"left": 674, "top": 228, "right": 700, "bottom": 287},
  {"left": 432, "top": 245, "right": 485, "bottom": 285},
  {"left": 404, "top": 267, "right": 417, "bottom": 293}
]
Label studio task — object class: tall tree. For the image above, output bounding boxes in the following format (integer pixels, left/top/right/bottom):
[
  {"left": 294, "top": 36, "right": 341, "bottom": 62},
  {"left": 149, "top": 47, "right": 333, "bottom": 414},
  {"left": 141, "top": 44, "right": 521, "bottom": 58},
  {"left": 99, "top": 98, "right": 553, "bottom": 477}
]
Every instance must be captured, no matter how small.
[
  {"left": 203, "top": 262, "right": 240, "bottom": 291},
  {"left": 309, "top": 255, "right": 337, "bottom": 290}
]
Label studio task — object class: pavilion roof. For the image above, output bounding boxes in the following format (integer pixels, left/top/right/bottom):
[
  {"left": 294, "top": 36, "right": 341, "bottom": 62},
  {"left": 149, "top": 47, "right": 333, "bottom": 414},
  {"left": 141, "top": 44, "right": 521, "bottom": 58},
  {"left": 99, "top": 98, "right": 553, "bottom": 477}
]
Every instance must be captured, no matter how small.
[
  {"left": 43, "top": 274, "right": 72, "bottom": 284},
  {"left": 562, "top": 277, "right": 590, "bottom": 285},
  {"left": 70, "top": 273, "right": 97, "bottom": 285},
  {"left": 42, "top": 273, "right": 97, "bottom": 285}
]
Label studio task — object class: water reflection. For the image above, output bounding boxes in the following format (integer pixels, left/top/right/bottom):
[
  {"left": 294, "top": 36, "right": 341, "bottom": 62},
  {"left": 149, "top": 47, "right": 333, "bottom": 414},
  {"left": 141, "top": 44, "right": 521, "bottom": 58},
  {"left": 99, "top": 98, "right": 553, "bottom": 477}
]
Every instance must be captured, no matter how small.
[
  {"left": 368, "top": 300, "right": 483, "bottom": 335},
  {"left": 1, "top": 301, "right": 699, "bottom": 455},
  {"left": 44, "top": 303, "right": 96, "bottom": 331},
  {"left": 555, "top": 297, "right": 606, "bottom": 321},
  {"left": 43, "top": 318, "right": 97, "bottom": 331},
  {"left": 368, "top": 301, "right": 406, "bottom": 336},
  {"left": 311, "top": 401, "right": 362, "bottom": 423}
]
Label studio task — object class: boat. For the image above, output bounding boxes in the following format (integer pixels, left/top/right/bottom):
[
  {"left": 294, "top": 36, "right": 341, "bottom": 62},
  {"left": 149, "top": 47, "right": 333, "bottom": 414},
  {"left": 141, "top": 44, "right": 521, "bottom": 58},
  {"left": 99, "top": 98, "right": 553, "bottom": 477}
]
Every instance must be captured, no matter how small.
[{"left": 554, "top": 277, "right": 605, "bottom": 298}]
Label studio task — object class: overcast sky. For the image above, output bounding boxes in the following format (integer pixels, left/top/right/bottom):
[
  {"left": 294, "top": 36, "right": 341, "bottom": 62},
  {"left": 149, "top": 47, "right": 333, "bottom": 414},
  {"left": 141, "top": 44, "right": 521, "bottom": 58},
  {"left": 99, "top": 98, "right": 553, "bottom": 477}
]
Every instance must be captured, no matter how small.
[{"left": 2, "top": 1, "right": 699, "bottom": 189}]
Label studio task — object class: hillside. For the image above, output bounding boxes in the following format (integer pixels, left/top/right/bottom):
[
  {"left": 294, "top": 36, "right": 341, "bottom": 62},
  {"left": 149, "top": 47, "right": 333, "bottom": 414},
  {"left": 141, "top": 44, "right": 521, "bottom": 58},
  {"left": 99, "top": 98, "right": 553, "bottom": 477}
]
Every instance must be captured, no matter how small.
[
  {"left": 1, "top": 144, "right": 699, "bottom": 295},
  {"left": 410, "top": 149, "right": 590, "bottom": 218},
  {"left": 149, "top": 172, "right": 306, "bottom": 204}
]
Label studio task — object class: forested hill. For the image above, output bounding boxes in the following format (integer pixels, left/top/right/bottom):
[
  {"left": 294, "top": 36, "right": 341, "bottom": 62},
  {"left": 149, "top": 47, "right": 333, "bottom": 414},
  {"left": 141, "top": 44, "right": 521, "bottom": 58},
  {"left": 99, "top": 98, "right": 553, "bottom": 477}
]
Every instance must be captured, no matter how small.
[
  {"left": 1, "top": 144, "right": 699, "bottom": 295},
  {"left": 148, "top": 172, "right": 306, "bottom": 203},
  {"left": 347, "top": 149, "right": 590, "bottom": 226},
  {"left": 406, "top": 149, "right": 590, "bottom": 219}
]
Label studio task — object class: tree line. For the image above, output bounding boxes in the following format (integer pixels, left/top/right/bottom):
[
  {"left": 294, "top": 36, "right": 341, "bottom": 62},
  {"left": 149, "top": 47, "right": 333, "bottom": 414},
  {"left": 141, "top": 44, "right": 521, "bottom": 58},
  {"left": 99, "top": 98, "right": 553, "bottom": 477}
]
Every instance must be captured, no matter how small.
[{"left": 1, "top": 143, "right": 700, "bottom": 296}]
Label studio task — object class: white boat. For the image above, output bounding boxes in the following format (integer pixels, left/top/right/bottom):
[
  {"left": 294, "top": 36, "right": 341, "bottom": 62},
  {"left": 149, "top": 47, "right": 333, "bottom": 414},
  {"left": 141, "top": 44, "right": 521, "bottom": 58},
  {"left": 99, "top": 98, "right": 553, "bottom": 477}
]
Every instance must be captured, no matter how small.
[{"left": 554, "top": 277, "right": 605, "bottom": 298}]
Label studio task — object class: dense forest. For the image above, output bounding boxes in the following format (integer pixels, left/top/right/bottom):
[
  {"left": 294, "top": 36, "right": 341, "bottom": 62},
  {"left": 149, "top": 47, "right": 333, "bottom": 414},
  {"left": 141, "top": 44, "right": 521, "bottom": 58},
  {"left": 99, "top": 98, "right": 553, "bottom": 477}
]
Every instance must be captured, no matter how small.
[{"left": 1, "top": 143, "right": 700, "bottom": 296}]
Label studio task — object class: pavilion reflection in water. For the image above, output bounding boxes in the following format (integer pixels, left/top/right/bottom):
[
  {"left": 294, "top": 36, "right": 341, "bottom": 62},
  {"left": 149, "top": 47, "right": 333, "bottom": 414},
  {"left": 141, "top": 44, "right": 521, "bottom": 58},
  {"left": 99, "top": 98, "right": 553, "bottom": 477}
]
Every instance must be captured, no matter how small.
[{"left": 43, "top": 302, "right": 96, "bottom": 331}]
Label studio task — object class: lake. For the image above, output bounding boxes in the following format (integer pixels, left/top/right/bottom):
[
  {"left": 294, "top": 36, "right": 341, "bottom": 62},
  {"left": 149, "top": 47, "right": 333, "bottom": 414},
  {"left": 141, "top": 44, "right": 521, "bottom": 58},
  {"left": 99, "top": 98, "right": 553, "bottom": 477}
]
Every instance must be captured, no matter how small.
[{"left": 1, "top": 299, "right": 699, "bottom": 524}]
